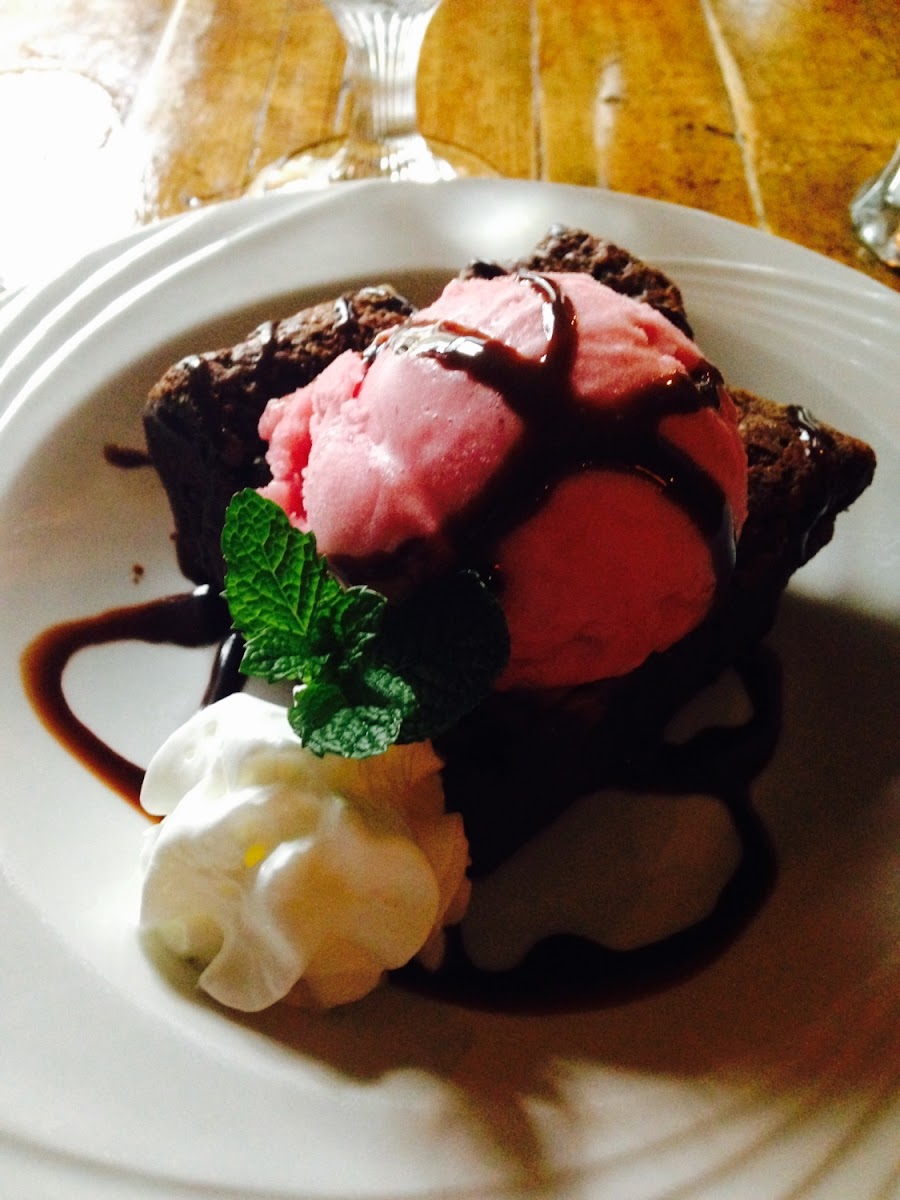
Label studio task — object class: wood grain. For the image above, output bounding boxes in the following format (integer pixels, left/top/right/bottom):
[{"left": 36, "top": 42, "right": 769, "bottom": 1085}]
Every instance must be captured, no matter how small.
[{"left": 0, "top": 0, "right": 898, "bottom": 288}]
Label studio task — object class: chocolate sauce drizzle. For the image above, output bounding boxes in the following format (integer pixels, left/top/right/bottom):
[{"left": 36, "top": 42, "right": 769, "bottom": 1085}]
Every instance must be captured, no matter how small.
[
  {"left": 20, "top": 587, "right": 232, "bottom": 814},
  {"left": 785, "top": 405, "right": 837, "bottom": 560},
  {"left": 336, "top": 272, "right": 735, "bottom": 596},
  {"left": 787, "top": 403, "right": 833, "bottom": 460},
  {"left": 102, "top": 443, "right": 152, "bottom": 469}
]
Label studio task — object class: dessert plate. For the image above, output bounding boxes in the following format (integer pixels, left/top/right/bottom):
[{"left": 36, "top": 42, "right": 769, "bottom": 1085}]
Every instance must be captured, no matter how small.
[{"left": 0, "top": 180, "right": 898, "bottom": 1200}]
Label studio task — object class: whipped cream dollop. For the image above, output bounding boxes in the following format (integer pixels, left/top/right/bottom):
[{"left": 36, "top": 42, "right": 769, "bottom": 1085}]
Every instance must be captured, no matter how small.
[{"left": 138, "top": 693, "right": 470, "bottom": 1011}]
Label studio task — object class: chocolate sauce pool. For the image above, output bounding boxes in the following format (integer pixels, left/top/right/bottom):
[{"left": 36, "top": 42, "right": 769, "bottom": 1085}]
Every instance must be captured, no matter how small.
[
  {"left": 20, "top": 272, "right": 781, "bottom": 1009},
  {"left": 20, "top": 587, "right": 234, "bottom": 813}
]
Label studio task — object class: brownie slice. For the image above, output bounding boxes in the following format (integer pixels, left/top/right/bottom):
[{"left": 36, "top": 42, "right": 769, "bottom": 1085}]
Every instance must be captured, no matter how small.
[
  {"left": 143, "top": 285, "right": 415, "bottom": 587},
  {"left": 139, "top": 231, "right": 878, "bottom": 1005},
  {"left": 142, "top": 228, "right": 876, "bottom": 876}
]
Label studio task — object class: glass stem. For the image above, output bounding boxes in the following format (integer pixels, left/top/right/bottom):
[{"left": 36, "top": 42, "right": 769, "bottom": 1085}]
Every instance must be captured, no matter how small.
[{"left": 327, "top": 2, "right": 441, "bottom": 157}]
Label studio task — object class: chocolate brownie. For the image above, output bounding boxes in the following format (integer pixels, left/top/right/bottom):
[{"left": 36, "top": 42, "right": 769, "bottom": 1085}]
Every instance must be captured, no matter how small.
[
  {"left": 137, "top": 231, "right": 878, "bottom": 1003},
  {"left": 142, "top": 230, "right": 875, "bottom": 873}
]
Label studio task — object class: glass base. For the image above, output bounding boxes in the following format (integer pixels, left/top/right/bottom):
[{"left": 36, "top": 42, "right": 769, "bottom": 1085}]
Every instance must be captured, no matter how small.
[
  {"left": 849, "top": 144, "right": 900, "bottom": 270},
  {"left": 247, "top": 133, "right": 496, "bottom": 194}
]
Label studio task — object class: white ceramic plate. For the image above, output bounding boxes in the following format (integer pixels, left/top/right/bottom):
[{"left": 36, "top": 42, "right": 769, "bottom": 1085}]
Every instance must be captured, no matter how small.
[{"left": 0, "top": 180, "right": 898, "bottom": 1200}]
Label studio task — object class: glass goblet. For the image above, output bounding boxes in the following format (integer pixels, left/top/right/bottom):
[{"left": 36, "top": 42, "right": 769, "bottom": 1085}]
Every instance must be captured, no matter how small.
[
  {"left": 249, "top": 0, "right": 493, "bottom": 193},
  {"left": 849, "top": 143, "right": 900, "bottom": 270}
]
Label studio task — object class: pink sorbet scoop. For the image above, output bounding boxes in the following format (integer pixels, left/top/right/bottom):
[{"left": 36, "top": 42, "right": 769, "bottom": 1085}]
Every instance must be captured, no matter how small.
[{"left": 258, "top": 271, "right": 748, "bottom": 688}]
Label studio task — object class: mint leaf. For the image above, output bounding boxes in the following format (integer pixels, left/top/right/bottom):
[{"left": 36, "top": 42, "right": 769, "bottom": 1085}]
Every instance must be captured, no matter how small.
[
  {"left": 380, "top": 572, "right": 510, "bottom": 742},
  {"left": 327, "top": 586, "right": 386, "bottom": 661},
  {"left": 222, "top": 489, "right": 336, "bottom": 639},
  {"left": 238, "top": 629, "right": 310, "bottom": 684},
  {"left": 221, "top": 490, "right": 509, "bottom": 758},
  {"left": 291, "top": 692, "right": 405, "bottom": 759}
]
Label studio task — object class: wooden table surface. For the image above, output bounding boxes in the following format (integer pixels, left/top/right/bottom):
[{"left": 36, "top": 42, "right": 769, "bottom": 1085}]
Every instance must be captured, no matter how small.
[{"left": 1, "top": 0, "right": 898, "bottom": 293}]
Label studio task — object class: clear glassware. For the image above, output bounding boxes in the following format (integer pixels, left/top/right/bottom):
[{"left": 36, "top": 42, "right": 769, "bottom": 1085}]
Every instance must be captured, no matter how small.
[
  {"left": 249, "top": 0, "right": 494, "bottom": 193},
  {"left": 849, "top": 143, "right": 900, "bottom": 270}
]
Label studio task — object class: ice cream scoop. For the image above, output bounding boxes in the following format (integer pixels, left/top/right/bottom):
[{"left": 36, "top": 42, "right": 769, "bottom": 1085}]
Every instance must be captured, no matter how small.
[{"left": 259, "top": 271, "right": 748, "bottom": 687}]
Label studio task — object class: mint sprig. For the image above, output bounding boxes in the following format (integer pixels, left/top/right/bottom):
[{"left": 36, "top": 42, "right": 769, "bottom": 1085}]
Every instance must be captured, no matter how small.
[{"left": 221, "top": 489, "right": 509, "bottom": 758}]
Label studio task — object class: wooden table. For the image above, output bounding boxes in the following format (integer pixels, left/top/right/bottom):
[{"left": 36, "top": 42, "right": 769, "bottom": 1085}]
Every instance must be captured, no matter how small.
[{"left": 1, "top": 0, "right": 898, "bottom": 292}]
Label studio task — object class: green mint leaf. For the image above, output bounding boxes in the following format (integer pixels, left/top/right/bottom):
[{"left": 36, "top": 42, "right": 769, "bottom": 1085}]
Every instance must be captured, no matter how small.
[
  {"left": 359, "top": 665, "right": 418, "bottom": 715},
  {"left": 221, "top": 491, "right": 510, "bottom": 759},
  {"left": 326, "top": 586, "right": 386, "bottom": 662},
  {"left": 379, "top": 571, "right": 510, "bottom": 743},
  {"left": 287, "top": 681, "right": 347, "bottom": 738},
  {"left": 239, "top": 629, "right": 310, "bottom": 684},
  {"left": 289, "top": 688, "right": 403, "bottom": 759},
  {"left": 221, "top": 488, "right": 345, "bottom": 638}
]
